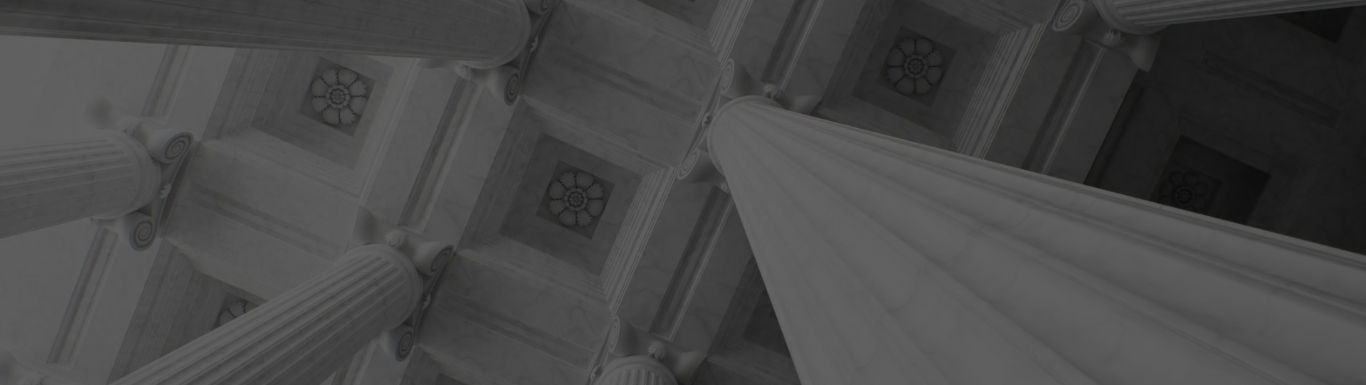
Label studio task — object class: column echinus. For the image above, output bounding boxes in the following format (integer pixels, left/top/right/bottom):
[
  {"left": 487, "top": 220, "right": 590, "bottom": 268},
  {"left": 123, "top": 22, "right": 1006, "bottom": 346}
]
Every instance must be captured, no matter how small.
[
  {"left": 1091, "top": 0, "right": 1366, "bottom": 34},
  {"left": 0, "top": 130, "right": 167, "bottom": 240},
  {"left": 683, "top": 96, "right": 1366, "bottom": 385},
  {"left": 0, "top": 0, "right": 530, "bottom": 68},
  {"left": 110, "top": 244, "right": 423, "bottom": 385}
]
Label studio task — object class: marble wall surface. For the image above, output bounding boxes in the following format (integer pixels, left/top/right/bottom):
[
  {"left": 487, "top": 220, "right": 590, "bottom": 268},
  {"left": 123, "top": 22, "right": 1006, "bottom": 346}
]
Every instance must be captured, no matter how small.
[
  {"left": 1004, "top": 41, "right": 1138, "bottom": 183},
  {"left": 419, "top": 85, "right": 519, "bottom": 248},
  {"left": 728, "top": 0, "right": 796, "bottom": 81},
  {"left": 781, "top": 0, "right": 868, "bottom": 98},
  {"left": 169, "top": 129, "right": 370, "bottom": 298},
  {"left": 1090, "top": 11, "right": 1366, "bottom": 254},
  {"left": 660, "top": 197, "right": 754, "bottom": 353},
  {"left": 637, "top": 0, "right": 721, "bottom": 28},
  {"left": 984, "top": 30, "right": 1084, "bottom": 168},
  {"left": 691, "top": 259, "right": 800, "bottom": 385},
  {"left": 1035, "top": 45, "right": 1137, "bottom": 182},
  {"left": 523, "top": 43, "right": 700, "bottom": 167},
  {"left": 419, "top": 305, "right": 593, "bottom": 385},
  {"left": 363, "top": 68, "right": 463, "bottom": 226},
  {"left": 545, "top": 0, "right": 720, "bottom": 120},
  {"left": 614, "top": 181, "right": 716, "bottom": 331},
  {"left": 0, "top": 220, "right": 102, "bottom": 370},
  {"left": 106, "top": 248, "right": 259, "bottom": 383}
]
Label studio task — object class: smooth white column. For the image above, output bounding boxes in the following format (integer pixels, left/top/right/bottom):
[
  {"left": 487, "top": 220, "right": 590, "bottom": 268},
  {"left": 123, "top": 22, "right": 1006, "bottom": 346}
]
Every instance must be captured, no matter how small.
[
  {"left": 1091, "top": 0, "right": 1366, "bottom": 34},
  {"left": 109, "top": 244, "right": 422, "bottom": 385},
  {"left": 0, "top": 0, "right": 531, "bottom": 68},
  {"left": 0, "top": 131, "right": 160, "bottom": 239},
  {"left": 698, "top": 96, "right": 1366, "bottom": 385}
]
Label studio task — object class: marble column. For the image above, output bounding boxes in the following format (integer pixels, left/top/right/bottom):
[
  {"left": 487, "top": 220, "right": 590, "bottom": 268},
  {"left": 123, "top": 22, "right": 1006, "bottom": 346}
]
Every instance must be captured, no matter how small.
[
  {"left": 0, "top": 0, "right": 531, "bottom": 68},
  {"left": 590, "top": 317, "right": 706, "bottom": 385},
  {"left": 685, "top": 96, "right": 1366, "bottom": 384},
  {"left": 109, "top": 244, "right": 423, "bottom": 385},
  {"left": 591, "top": 356, "right": 675, "bottom": 385},
  {"left": 0, "top": 131, "right": 161, "bottom": 240},
  {"left": 1087, "top": 0, "right": 1366, "bottom": 34}
]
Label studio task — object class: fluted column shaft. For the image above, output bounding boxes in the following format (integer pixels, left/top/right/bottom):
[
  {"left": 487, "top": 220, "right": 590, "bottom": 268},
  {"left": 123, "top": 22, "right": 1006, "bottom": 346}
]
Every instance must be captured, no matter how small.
[
  {"left": 591, "top": 356, "right": 674, "bottom": 385},
  {"left": 0, "top": 0, "right": 530, "bottom": 68},
  {"left": 701, "top": 96, "right": 1366, "bottom": 385},
  {"left": 1093, "top": 0, "right": 1366, "bottom": 34},
  {"left": 110, "top": 244, "right": 422, "bottom": 385},
  {"left": 0, "top": 131, "right": 160, "bottom": 239}
]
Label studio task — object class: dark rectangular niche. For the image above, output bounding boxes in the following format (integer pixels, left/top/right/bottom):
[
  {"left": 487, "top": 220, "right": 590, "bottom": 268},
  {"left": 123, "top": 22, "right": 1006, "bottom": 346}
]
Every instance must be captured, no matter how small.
[
  {"left": 1277, "top": 7, "right": 1356, "bottom": 42},
  {"left": 743, "top": 289, "right": 791, "bottom": 358},
  {"left": 1150, "top": 137, "right": 1269, "bottom": 224}
]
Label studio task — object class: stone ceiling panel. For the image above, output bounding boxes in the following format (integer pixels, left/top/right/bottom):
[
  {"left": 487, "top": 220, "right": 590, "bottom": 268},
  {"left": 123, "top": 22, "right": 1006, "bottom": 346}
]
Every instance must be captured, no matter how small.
[
  {"left": 201, "top": 49, "right": 420, "bottom": 198},
  {"left": 251, "top": 51, "right": 393, "bottom": 169},
  {"left": 500, "top": 134, "right": 641, "bottom": 274},
  {"left": 834, "top": 0, "right": 996, "bottom": 138}
]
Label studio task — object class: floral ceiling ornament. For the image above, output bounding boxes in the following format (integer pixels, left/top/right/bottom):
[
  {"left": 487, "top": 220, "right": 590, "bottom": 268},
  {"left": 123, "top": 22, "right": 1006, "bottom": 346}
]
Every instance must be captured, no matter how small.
[
  {"left": 546, "top": 171, "right": 607, "bottom": 227},
  {"left": 884, "top": 38, "right": 945, "bottom": 95},
  {"left": 215, "top": 300, "right": 257, "bottom": 328},
  {"left": 1157, "top": 171, "right": 1214, "bottom": 212},
  {"left": 310, "top": 68, "right": 370, "bottom": 126}
]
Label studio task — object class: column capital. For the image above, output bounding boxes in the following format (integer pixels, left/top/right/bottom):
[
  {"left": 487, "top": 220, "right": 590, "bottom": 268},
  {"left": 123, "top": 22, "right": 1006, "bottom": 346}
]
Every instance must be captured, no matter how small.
[
  {"left": 718, "top": 60, "right": 822, "bottom": 114},
  {"left": 591, "top": 356, "right": 675, "bottom": 385},
  {"left": 1052, "top": 0, "right": 1164, "bottom": 71},
  {"left": 96, "top": 116, "right": 197, "bottom": 251},
  {"left": 678, "top": 96, "right": 782, "bottom": 185},
  {"left": 592, "top": 317, "right": 706, "bottom": 385},
  {"left": 1089, "top": 0, "right": 1167, "bottom": 35},
  {"left": 1051, "top": 0, "right": 1167, "bottom": 35},
  {"left": 420, "top": 0, "right": 561, "bottom": 105}
]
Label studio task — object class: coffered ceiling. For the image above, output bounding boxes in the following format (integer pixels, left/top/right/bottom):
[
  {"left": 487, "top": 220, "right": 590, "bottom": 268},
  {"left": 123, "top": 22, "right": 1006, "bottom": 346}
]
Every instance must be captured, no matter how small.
[{"left": 141, "top": 0, "right": 1067, "bottom": 385}]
